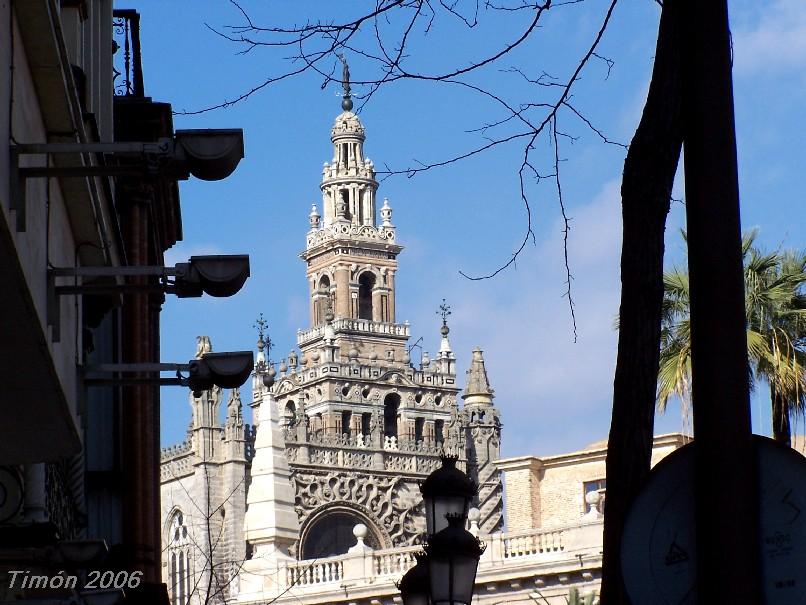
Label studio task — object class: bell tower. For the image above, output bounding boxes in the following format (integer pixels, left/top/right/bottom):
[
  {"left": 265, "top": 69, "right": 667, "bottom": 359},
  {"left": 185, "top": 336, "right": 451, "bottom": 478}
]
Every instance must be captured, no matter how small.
[
  {"left": 256, "top": 62, "right": 503, "bottom": 559},
  {"left": 301, "top": 68, "right": 404, "bottom": 362}
]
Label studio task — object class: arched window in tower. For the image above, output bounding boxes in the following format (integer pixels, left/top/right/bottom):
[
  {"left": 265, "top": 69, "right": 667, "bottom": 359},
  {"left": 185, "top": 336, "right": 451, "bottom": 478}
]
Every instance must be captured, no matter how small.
[
  {"left": 283, "top": 401, "right": 296, "bottom": 427},
  {"left": 316, "top": 276, "right": 331, "bottom": 324},
  {"left": 358, "top": 272, "right": 375, "bottom": 320},
  {"left": 340, "top": 189, "right": 351, "bottom": 221},
  {"left": 383, "top": 393, "right": 400, "bottom": 438},
  {"left": 435, "top": 419, "right": 445, "bottom": 447},
  {"left": 168, "top": 511, "right": 191, "bottom": 605}
]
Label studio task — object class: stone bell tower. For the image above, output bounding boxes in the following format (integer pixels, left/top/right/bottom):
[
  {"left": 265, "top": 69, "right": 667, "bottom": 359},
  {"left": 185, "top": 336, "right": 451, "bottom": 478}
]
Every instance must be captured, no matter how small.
[
  {"left": 303, "top": 93, "right": 401, "bottom": 348},
  {"left": 248, "top": 64, "right": 504, "bottom": 562}
]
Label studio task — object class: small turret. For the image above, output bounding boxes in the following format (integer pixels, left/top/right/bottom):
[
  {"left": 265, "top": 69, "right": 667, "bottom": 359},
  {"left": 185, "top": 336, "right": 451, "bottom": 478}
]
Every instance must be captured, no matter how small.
[
  {"left": 463, "top": 348, "right": 494, "bottom": 407},
  {"left": 309, "top": 204, "right": 321, "bottom": 232},
  {"left": 462, "top": 346, "right": 503, "bottom": 534},
  {"left": 189, "top": 336, "right": 223, "bottom": 461}
]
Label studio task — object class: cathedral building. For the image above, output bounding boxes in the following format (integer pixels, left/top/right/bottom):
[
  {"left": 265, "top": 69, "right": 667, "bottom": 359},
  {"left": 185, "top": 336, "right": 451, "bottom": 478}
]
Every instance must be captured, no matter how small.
[
  {"left": 160, "top": 89, "right": 689, "bottom": 605},
  {"left": 159, "top": 92, "right": 505, "bottom": 604}
]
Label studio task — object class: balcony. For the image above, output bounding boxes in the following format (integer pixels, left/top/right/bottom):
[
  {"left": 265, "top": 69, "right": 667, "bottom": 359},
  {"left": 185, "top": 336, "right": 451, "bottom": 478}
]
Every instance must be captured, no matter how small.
[
  {"left": 235, "top": 519, "right": 604, "bottom": 604},
  {"left": 297, "top": 317, "right": 410, "bottom": 346}
]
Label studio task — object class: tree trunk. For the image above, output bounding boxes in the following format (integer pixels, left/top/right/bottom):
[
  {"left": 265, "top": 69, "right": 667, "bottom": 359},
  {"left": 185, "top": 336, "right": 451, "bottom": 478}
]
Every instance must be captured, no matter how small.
[
  {"left": 771, "top": 386, "right": 791, "bottom": 445},
  {"left": 599, "top": 1, "right": 683, "bottom": 602}
]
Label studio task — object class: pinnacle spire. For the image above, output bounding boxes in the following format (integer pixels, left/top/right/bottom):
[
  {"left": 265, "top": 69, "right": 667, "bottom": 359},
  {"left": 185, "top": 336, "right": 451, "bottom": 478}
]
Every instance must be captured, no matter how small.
[{"left": 463, "top": 348, "right": 494, "bottom": 403}]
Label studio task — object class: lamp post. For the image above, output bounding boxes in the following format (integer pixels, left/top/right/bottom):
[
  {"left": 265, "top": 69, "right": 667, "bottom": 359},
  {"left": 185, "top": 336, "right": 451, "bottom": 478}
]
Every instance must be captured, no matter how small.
[{"left": 400, "top": 456, "right": 485, "bottom": 605}]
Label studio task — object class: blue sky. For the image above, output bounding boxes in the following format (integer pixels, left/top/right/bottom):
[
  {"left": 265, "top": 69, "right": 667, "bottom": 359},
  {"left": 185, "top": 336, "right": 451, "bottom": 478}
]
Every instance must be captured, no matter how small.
[{"left": 135, "top": 1, "right": 806, "bottom": 457}]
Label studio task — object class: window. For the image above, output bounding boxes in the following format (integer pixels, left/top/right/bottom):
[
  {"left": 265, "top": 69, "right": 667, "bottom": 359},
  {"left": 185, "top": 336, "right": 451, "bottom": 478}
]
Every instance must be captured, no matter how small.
[
  {"left": 435, "top": 420, "right": 445, "bottom": 446},
  {"left": 342, "top": 410, "right": 352, "bottom": 436},
  {"left": 301, "top": 511, "right": 381, "bottom": 559},
  {"left": 168, "top": 511, "right": 191, "bottom": 605},
  {"left": 283, "top": 401, "right": 296, "bottom": 427},
  {"left": 415, "top": 417, "right": 424, "bottom": 443},
  {"left": 358, "top": 272, "right": 375, "bottom": 320},
  {"left": 383, "top": 393, "right": 400, "bottom": 438},
  {"left": 583, "top": 479, "right": 606, "bottom": 514},
  {"left": 316, "top": 276, "right": 330, "bottom": 324},
  {"left": 361, "top": 412, "right": 372, "bottom": 437},
  {"left": 340, "top": 189, "right": 351, "bottom": 220}
]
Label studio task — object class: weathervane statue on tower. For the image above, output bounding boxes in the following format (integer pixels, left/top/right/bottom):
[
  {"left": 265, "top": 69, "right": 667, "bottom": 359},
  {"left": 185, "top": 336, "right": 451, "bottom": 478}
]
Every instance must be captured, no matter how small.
[{"left": 336, "top": 53, "right": 353, "bottom": 111}]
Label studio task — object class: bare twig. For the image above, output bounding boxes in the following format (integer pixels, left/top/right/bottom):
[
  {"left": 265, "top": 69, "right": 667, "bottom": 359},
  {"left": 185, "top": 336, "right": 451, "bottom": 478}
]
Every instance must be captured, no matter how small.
[{"left": 181, "top": 0, "right": 626, "bottom": 333}]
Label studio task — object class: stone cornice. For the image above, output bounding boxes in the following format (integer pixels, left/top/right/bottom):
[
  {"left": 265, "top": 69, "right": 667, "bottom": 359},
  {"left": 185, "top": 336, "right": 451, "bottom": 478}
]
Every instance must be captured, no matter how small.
[{"left": 303, "top": 224, "right": 400, "bottom": 254}]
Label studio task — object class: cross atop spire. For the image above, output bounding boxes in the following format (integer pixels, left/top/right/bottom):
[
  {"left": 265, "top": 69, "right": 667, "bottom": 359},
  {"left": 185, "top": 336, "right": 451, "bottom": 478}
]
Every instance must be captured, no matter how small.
[
  {"left": 253, "top": 312, "right": 273, "bottom": 367},
  {"left": 438, "top": 299, "right": 452, "bottom": 327}
]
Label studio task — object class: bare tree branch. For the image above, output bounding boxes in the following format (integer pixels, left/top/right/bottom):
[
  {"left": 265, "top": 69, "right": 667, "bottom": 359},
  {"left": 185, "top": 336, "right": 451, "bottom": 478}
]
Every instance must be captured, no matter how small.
[{"left": 182, "top": 0, "right": 625, "bottom": 332}]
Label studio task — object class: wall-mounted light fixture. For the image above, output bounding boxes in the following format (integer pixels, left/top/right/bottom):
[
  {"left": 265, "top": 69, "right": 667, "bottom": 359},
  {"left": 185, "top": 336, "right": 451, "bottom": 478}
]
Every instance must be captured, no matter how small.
[
  {"left": 9, "top": 129, "right": 244, "bottom": 231},
  {"left": 85, "top": 350, "right": 254, "bottom": 397},
  {"left": 47, "top": 255, "right": 249, "bottom": 341}
]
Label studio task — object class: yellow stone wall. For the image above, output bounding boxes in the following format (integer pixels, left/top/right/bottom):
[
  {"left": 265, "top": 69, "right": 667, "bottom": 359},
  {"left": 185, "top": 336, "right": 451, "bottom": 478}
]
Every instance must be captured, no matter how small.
[{"left": 499, "top": 434, "right": 688, "bottom": 530}]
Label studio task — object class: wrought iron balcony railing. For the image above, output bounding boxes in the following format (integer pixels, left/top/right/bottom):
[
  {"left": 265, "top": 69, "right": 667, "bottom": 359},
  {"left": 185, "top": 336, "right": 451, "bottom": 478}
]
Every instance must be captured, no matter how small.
[{"left": 112, "top": 9, "right": 144, "bottom": 97}]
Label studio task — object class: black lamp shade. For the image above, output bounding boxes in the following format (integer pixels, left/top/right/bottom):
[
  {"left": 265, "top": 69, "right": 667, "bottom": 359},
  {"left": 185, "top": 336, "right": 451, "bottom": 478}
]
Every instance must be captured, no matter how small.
[
  {"left": 426, "top": 514, "right": 485, "bottom": 605},
  {"left": 420, "top": 456, "right": 477, "bottom": 537}
]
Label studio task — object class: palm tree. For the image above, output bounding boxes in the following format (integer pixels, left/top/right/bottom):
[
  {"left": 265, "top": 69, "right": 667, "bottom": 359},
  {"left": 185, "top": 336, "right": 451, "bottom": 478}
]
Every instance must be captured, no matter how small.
[{"left": 658, "top": 231, "right": 806, "bottom": 444}]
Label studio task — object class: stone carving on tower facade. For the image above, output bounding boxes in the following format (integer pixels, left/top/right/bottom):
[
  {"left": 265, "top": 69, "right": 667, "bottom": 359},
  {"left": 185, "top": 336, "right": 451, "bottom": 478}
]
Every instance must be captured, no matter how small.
[{"left": 293, "top": 470, "right": 424, "bottom": 549}]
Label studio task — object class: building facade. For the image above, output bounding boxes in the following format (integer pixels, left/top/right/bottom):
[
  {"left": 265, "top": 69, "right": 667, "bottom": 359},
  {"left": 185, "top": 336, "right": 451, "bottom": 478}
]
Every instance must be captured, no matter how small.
[
  {"left": 160, "top": 337, "right": 254, "bottom": 605},
  {"left": 1, "top": 5, "right": 245, "bottom": 604}
]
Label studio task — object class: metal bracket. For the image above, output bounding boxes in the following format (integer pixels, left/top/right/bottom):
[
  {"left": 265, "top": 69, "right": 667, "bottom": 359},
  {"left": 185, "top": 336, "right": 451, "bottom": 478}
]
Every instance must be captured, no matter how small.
[
  {"left": 83, "top": 362, "right": 190, "bottom": 387},
  {"left": 47, "top": 265, "right": 180, "bottom": 342},
  {"left": 9, "top": 140, "right": 173, "bottom": 232}
]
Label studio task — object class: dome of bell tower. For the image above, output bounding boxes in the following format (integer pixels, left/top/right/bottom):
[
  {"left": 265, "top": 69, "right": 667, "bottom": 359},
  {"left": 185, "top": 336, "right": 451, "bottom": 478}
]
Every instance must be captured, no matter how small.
[{"left": 332, "top": 111, "right": 366, "bottom": 142}]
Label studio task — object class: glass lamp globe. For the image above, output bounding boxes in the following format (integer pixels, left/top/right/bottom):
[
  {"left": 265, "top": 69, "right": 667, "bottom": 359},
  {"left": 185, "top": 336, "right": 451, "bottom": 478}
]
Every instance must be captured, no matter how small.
[{"left": 425, "top": 514, "right": 485, "bottom": 605}]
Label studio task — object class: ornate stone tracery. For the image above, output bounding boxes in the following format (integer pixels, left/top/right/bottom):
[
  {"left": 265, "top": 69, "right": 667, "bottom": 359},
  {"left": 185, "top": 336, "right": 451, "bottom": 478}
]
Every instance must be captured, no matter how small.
[{"left": 292, "top": 470, "right": 424, "bottom": 548}]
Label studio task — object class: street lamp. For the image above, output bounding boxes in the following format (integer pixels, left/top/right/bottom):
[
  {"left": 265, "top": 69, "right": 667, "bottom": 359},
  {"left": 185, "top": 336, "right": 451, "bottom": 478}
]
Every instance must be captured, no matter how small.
[
  {"left": 425, "top": 513, "right": 485, "bottom": 605},
  {"left": 420, "top": 455, "right": 477, "bottom": 536},
  {"left": 400, "top": 456, "right": 484, "bottom": 605},
  {"left": 398, "top": 552, "right": 431, "bottom": 605}
]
